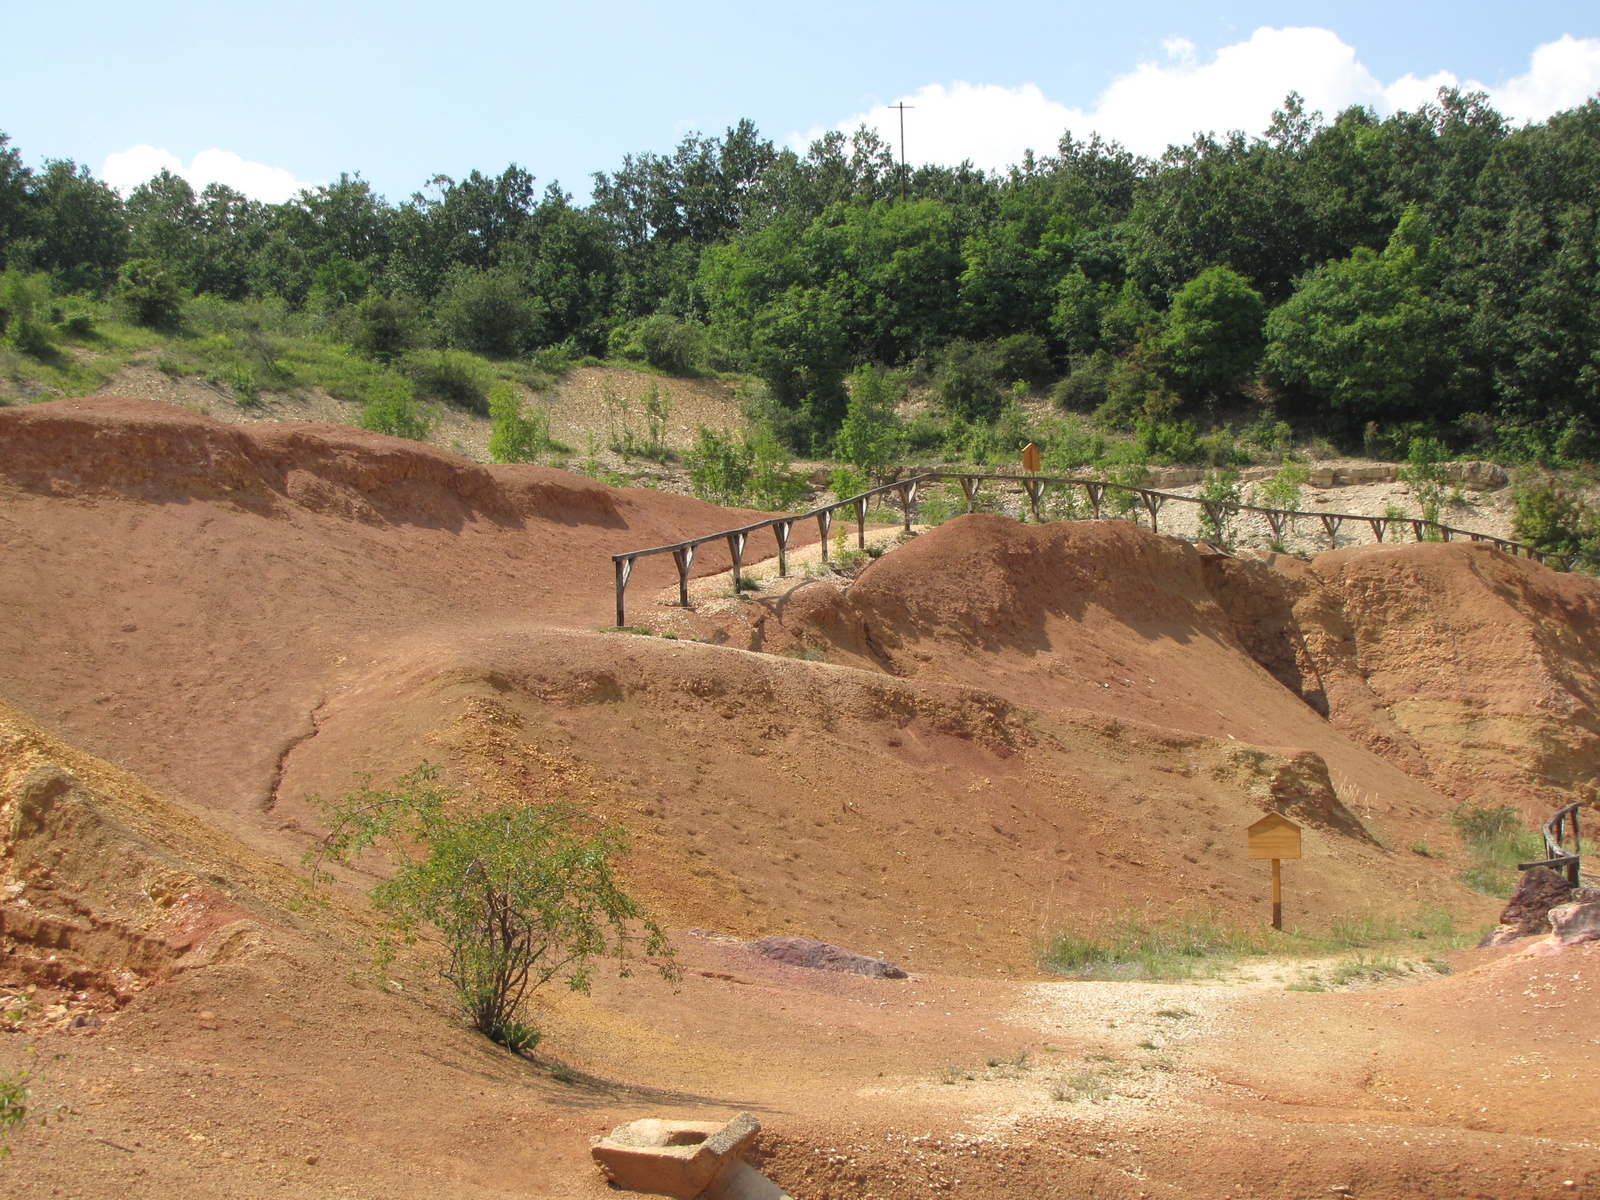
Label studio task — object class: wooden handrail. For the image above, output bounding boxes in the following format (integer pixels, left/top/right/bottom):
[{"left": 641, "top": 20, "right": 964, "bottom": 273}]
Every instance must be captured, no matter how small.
[
  {"left": 1519, "top": 802, "right": 1585, "bottom": 887},
  {"left": 608, "top": 471, "right": 1565, "bottom": 627}
]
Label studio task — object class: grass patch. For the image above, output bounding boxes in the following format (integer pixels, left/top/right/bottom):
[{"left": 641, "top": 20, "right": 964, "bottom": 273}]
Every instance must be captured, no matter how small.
[
  {"left": 1448, "top": 803, "right": 1571, "bottom": 898},
  {"left": 1051, "top": 1071, "right": 1112, "bottom": 1104},
  {"left": 1036, "top": 904, "right": 1481, "bottom": 980},
  {"left": 1035, "top": 905, "right": 1275, "bottom": 979}
]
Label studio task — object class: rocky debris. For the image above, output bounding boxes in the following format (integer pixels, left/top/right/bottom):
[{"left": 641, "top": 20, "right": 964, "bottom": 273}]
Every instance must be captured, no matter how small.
[
  {"left": 751, "top": 936, "right": 909, "bottom": 979},
  {"left": 1479, "top": 867, "right": 1578, "bottom": 945},
  {"left": 592, "top": 1111, "right": 790, "bottom": 1199}
]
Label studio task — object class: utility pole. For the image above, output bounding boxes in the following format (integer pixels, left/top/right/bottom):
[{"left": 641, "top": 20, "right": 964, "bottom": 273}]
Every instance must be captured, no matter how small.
[{"left": 891, "top": 101, "right": 913, "bottom": 201}]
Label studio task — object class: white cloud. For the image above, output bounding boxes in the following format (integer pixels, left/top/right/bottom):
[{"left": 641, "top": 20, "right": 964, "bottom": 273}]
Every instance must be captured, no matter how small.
[
  {"left": 101, "top": 145, "right": 313, "bottom": 204},
  {"left": 1473, "top": 33, "right": 1600, "bottom": 123},
  {"left": 806, "top": 29, "right": 1600, "bottom": 170}
]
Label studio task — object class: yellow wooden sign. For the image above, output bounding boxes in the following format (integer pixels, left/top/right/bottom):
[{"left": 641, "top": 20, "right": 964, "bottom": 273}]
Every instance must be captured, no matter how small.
[
  {"left": 1247, "top": 812, "right": 1302, "bottom": 860},
  {"left": 1021, "top": 441, "right": 1042, "bottom": 473},
  {"left": 1247, "top": 812, "right": 1302, "bottom": 930}
]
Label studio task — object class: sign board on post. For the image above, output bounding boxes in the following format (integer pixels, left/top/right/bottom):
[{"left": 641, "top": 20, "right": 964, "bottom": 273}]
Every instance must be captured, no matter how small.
[
  {"left": 1247, "top": 812, "right": 1302, "bottom": 931},
  {"left": 1021, "top": 441, "right": 1042, "bottom": 474}
]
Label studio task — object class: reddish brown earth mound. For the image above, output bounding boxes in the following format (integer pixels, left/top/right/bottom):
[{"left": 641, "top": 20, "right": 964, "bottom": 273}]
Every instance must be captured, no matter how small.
[{"left": 1, "top": 397, "right": 1597, "bottom": 1199}]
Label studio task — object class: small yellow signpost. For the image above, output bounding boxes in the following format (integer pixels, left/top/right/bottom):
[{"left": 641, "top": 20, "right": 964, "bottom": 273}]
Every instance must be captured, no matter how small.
[
  {"left": 1021, "top": 441, "right": 1042, "bottom": 474},
  {"left": 1247, "top": 812, "right": 1302, "bottom": 931}
]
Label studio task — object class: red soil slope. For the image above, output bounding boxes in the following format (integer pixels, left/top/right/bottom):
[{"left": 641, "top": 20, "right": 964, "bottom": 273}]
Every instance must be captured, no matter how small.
[{"left": 3, "top": 397, "right": 1598, "bottom": 1199}]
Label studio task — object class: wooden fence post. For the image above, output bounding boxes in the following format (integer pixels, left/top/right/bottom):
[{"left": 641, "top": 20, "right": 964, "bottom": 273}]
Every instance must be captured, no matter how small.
[
  {"left": 960, "top": 476, "right": 979, "bottom": 513},
  {"left": 614, "top": 556, "right": 634, "bottom": 627},
  {"left": 672, "top": 544, "right": 696, "bottom": 607},
  {"left": 775, "top": 520, "right": 792, "bottom": 577},
  {"left": 726, "top": 532, "right": 747, "bottom": 594}
]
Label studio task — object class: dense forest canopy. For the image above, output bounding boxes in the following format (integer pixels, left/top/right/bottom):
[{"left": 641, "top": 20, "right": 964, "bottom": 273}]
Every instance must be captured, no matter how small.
[{"left": 3, "top": 89, "right": 1600, "bottom": 460}]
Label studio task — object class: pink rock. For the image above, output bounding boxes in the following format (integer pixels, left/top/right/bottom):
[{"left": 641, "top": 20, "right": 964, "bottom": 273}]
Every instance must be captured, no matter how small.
[
  {"left": 1550, "top": 900, "right": 1600, "bottom": 946},
  {"left": 751, "top": 936, "right": 908, "bottom": 979}
]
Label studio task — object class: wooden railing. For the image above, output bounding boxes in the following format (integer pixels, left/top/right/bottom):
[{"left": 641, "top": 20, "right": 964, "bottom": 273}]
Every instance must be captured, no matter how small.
[
  {"left": 609, "top": 471, "right": 1561, "bottom": 627},
  {"left": 1519, "top": 802, "right": 1586, "bottom": 887}
]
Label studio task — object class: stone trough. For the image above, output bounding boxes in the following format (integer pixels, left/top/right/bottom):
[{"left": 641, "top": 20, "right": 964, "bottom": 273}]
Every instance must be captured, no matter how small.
[{"left": 591, "top": 1111, "right": 791, "bottom": 1199}]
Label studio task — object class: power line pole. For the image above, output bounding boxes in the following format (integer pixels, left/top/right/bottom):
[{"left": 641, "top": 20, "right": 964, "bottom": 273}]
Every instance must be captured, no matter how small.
[{"left": 891, "top": 101, "right": 913, "bottom": 201}]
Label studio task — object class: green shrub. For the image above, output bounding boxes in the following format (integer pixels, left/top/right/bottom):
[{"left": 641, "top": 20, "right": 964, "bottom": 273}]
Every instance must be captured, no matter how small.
[
  {"left": 52, "top": 298, "right": 97, "bottom": 339},
  {"left": 0, "top": 270, "right": 55, "bottom": 357},
  {"left": 228, "top": 364, "right": 261, "bottom": 407},
  {"left": 1255, "top": 459, "right": 1309, "bottom": 511},
  {"left": 1513, "top": 484, "right": 1599, "bottom": 564},
  {"left": 1037, "top": 413, "right": 1107, "bottom": 471},
  {"left": 685, "top": 426, "right": 751, "bottom": 505},
  {"left": 118, "top": 257, "right": 184, "bottom": 328},
  {"left": 1243, "top": 415, "right": 1294, "bottom": 461},
  {"left": 830, "top": 465, "right": 867, "bottom": 501},
  {"left": 435, "top": 265, "right": 544, "bottom": 357},
  {"left": 993, "top": 332, "right": 1054, "bottom": 389},
  {"left": 1135, "top": 417, "right": 1200, "bottom": 465},
  {"left": 1197, "top": 469, "right": 1242, "bottom": 545},
  {"left": 613, "top": 312, "right": 708, "bottom": 375},
  {"left": 10, "top": 316, "right": 53, "bottom": 359},
  {"left": 403, "top": 349, "right": 492, "bottom": 414},
  {"left": 682, "top": 424, "right": 807, "bottom": 511},
  {"left": 903, "top": 409, "right": 946, "bottom": 454},
  {"left": 604, "top": 381, "right": 674, "bottom": 461},
  {"left": 527, "top": 342, "right": 575, "bottom": 376},
  {"left": 936, "top": 339, "right": 1001, "bottom": 423},
  {"left": 358, "top": 373, "right": 433, "bottom": 441},
  {"left": 747, "top": 424, "right": 809, "bottom": 509},
  {"left": 487, "top": 381, "right": 563, "bottom": 463},
  {"left": 1052, "top": 353, "right": 1111, "bottom": 412},
  {"left": 306, "top": 765, "right": 677, "bottom": 1049},
  {"left": 918, "top": 486, "right": 957, "bottom": 525},
  {"left": 350, "top": 293, "right": 425, "bottom": 362}
]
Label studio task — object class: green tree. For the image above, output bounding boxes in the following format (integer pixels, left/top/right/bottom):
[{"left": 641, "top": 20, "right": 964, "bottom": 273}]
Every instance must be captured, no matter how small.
[
  {"left": 835, "top": 365, "right": 903, "bottom": 479},
  {"left": 307, "top": 766, "right": 675, "bottom": 1049},
  {"left": 1264, "top": 207, "right": 1452, "bottom": 418},
  {"left": 19, "top": 159, "right": 128, "bottom": 291},
  {"left": 0, "top": 132, "right": 31, "bottom": 271},
  {"left": 1159, "top": 265, "right": 1265, "bottom": 395},
  {"left": 1050, "top": 271, "right": 1106, "bottom": 354}
]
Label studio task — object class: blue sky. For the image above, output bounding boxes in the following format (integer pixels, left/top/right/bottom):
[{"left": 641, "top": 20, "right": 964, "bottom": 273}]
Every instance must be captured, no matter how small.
[{"left": 4, "top": 2, "right": 1599, "bottom": 204}]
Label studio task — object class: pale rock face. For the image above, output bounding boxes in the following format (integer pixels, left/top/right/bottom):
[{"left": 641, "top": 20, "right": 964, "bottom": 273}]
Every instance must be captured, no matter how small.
[{"left": 1549, "top": 899, "right": 1600, "bottom": 946}]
